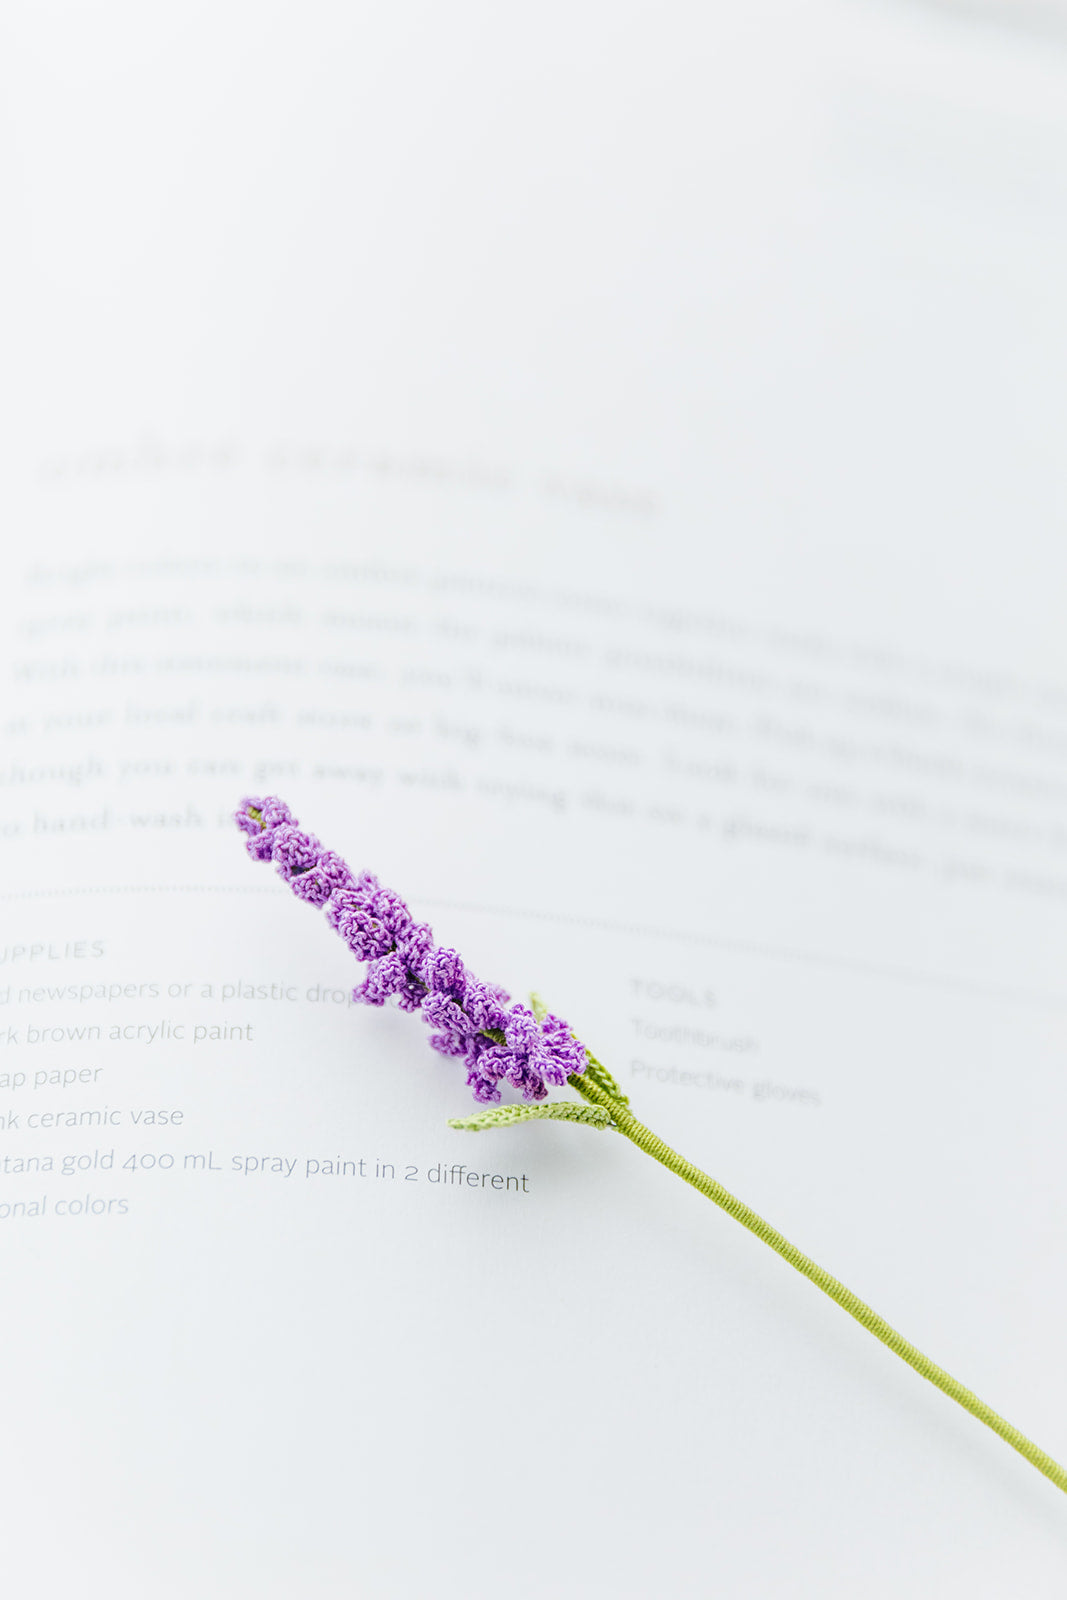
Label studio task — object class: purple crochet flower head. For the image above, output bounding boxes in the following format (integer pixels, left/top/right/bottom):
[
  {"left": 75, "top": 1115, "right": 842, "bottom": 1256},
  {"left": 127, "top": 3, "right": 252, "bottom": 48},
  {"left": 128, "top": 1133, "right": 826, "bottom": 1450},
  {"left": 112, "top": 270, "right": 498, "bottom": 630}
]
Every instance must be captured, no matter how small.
[{"left": 235, "top": 796, "right": 587, "bottom": 1103}]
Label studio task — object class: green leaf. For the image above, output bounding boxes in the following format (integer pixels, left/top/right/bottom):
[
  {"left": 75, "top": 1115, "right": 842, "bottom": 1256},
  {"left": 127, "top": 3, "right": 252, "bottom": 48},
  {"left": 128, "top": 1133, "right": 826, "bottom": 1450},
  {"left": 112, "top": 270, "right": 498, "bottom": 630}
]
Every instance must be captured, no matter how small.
[{"left": 447, "top": 1101, "right": 614, "bottom": 1132}]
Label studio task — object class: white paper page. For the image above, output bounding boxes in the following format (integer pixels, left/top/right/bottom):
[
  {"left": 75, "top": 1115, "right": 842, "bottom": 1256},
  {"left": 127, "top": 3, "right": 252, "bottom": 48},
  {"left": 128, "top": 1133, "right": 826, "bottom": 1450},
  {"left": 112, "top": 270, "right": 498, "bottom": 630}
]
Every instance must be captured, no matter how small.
[{"left": 3, "top": 4, "right": 1067, "bottom": 1596}]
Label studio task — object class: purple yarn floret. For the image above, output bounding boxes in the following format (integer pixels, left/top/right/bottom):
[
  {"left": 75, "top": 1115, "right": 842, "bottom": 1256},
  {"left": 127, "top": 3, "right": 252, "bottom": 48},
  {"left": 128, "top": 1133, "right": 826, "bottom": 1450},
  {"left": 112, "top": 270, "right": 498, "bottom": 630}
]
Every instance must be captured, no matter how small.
[
  {"left": 234, "top": 796, "right": 588, "bottom": 1103},
  {"left": 271, "top": 825, "right": 323, "bottom": 881}
]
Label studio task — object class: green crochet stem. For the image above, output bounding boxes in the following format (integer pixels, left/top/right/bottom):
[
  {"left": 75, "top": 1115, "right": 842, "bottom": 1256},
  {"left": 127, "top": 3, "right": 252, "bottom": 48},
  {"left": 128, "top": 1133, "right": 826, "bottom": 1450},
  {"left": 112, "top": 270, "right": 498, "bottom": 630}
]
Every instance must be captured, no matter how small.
[{"left": 453, "top": 1023, "right": 1067, "bottom": 1496}]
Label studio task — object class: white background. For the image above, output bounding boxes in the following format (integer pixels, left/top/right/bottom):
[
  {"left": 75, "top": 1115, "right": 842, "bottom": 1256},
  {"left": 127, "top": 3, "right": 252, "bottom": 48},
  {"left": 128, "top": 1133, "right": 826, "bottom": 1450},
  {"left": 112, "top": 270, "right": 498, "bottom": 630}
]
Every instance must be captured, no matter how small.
[{"left": 3, "top": 2, "right": 1067, "bottom": 1594}]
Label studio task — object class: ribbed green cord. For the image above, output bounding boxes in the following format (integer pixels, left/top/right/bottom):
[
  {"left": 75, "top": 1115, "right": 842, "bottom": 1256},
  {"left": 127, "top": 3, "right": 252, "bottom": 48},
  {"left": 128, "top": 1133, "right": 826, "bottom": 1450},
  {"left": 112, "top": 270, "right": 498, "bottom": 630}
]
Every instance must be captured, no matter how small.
[{"left": 568, "top": 1070, "right": 1067, "bottom": 1495}]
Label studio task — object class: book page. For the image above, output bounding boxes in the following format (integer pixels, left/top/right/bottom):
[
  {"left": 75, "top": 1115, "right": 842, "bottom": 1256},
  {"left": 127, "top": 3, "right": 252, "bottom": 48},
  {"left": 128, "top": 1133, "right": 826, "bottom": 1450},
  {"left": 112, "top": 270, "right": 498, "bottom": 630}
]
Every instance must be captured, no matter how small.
[{"left": 3, "top": 3, "right": 1067, "bottom": 1596}]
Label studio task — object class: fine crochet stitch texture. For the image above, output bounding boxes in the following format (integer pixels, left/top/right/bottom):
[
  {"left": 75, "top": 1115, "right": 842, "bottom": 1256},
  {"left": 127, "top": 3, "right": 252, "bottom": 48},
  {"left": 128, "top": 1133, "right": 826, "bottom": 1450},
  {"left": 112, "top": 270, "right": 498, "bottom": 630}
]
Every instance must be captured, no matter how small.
[
  {"left": 235, "top": 796, "right": 587, "bottom": 1103},
  {"left": 233, "top": 795, "right": 1067, "bottom": 1497}
]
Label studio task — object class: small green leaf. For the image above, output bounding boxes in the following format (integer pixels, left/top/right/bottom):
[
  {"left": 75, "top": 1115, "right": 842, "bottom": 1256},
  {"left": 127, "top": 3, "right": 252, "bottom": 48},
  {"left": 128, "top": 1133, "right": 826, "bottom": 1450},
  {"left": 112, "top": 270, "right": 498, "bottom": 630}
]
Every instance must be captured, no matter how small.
[
  {"left": 580, "top": 1049, "right": 629, "bottom": 1106},
  {"left": 448, "top": 1101, "right": 614, "bottom": 1133}
]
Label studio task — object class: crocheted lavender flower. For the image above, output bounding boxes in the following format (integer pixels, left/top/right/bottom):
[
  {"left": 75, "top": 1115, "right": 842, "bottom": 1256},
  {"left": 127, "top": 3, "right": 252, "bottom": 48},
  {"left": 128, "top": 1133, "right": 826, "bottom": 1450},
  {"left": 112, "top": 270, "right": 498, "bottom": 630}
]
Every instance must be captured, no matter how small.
[
  {"left": 235, "top": 796, "right": 587, "bottom": 1102},
  {"left": 231, "top": 801, "right": 1067, "bottom": 1502}
]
